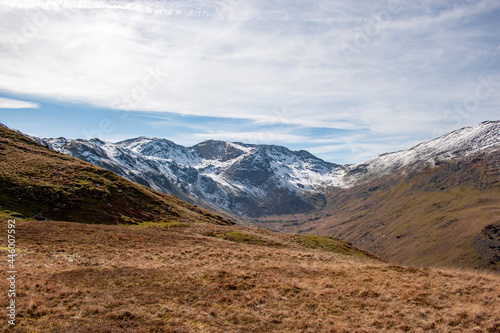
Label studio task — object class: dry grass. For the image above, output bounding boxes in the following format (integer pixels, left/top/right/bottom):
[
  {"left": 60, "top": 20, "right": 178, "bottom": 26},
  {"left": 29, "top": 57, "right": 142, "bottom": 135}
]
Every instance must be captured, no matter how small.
[
  {"left": 1, "top": 217, "right": 499, "bottom": 332},
  {"left": 252, "top": 150, "right": 500, "bottom": 271}
]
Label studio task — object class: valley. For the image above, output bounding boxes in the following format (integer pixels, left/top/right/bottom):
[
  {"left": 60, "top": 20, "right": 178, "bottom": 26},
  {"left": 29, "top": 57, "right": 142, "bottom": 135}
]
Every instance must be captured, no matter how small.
[
  {"left": 32, "top": 121, "right": 500, "bottom": 271},
  {"left": 1, "top": 1, "right": 499, "bottom": 331}
]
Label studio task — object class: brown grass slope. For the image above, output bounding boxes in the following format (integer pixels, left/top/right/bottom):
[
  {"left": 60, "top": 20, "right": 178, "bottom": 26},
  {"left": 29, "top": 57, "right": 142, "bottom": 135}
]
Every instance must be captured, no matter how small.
[
  {"left": 0, "top": 124, "right": 233, "bottom": 226},
  {"left": 251, "top": 150, "right": 500, "bottom": 271},
  {"left": 1, "top": 216, "right": 499, "bottom": 332}
]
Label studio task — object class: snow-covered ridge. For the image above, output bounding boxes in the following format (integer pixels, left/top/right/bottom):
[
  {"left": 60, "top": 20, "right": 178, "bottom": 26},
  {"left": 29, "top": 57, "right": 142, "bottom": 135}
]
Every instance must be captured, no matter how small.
[
  {"left": 119, "top": 138, "right": 346, "bottom": 190},
  {"left": 35, "top": 135, "right": 347, "bottom": 216},
  {"left": 343, "top": 120, "right": 500, "bottom": 184},
  {"left": 31, "top": 120, "right": 499, "bottom": 216}
]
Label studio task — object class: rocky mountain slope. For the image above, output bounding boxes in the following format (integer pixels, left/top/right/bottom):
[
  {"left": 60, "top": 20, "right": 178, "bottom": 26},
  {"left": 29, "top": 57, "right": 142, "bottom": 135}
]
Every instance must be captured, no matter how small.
[
  {"left": 252, "top": 122, "right": 500, "bottom": 271},
  {"left": 0, "top": 124, "right": 232, "bottom": 226},
  {"left": 35, "top": 136, "right": 345, "bottom": 217}
]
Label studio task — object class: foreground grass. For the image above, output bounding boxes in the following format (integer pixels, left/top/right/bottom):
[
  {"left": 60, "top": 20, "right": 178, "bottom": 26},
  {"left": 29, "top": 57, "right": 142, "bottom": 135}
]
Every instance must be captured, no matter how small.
[{"left": 1, "top": 219, "right": 499, "bottom": 332}]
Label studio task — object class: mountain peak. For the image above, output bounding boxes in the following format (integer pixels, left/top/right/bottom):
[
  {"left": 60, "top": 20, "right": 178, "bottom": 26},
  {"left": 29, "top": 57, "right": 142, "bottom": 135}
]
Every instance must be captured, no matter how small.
[{"left": 194, "top": 140, "right": 252, "bottom": 161}]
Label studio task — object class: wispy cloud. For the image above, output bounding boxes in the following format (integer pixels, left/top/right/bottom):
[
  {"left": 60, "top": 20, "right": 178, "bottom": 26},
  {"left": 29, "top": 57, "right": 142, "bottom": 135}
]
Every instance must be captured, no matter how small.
[
  {"left": 192, "top": 131, "right": 307, "bottom": 144},
  {"left": 0, "top": 97, "right": 38, "bottom": 109},
  {"left": 307, "top": 134, "right": 423, "bottom": 164},
  {"left": 0, "top": 0, "right": 498, "bottom": 162}
]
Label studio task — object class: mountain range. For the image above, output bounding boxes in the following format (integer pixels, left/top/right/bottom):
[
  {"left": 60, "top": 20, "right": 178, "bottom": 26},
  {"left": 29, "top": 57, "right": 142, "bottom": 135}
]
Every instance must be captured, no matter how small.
[
  {"left": 27, "top": 120, "right": 500, "bottom": 270},
  {"left": 35, "top": 135, "right": 345, "bottom": 217},
  {"left": 34, "top": 121, "right": 499, "bottom": 213}
]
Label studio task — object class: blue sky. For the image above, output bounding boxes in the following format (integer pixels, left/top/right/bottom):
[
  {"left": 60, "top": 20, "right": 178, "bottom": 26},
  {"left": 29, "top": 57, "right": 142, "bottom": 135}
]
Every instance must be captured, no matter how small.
[{"left": 0, "top": 0, "right": 499, "bottom": 164}]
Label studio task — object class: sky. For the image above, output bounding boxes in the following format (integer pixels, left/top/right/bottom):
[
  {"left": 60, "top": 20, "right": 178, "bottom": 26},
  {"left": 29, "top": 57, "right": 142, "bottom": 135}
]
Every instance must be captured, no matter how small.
[{"left": 0, "top": 0, "right": 499, "bottom": 164}]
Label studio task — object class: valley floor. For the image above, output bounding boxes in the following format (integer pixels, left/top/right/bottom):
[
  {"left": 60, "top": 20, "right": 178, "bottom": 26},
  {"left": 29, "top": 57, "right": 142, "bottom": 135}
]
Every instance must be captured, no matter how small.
[{"left": 1, "top": 218, "right": 499, "bottom": 332}]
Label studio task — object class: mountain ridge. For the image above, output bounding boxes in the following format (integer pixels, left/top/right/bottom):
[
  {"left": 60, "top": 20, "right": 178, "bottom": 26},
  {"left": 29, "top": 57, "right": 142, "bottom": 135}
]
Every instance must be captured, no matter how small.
[
  {"left": 32, "top": 120, "right": 500, "bottom": 219},
  {"left": 343, "top": 120, "right": 500, "bottom": 185},
  {"left": 35, "top": 134, "right": 347, "bottom": 217}
]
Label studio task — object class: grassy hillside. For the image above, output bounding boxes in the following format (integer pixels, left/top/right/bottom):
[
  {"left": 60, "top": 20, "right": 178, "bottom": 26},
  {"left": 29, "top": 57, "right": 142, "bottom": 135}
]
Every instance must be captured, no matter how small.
[
  {"left": 1, "top": 216, "right": 499, "bottom": 332},
  {"left": 251, "top": 150, "right": 500, "bottom": 271},
  {"left": 0, "top": 125, "right": 233, "bottom": 226}
]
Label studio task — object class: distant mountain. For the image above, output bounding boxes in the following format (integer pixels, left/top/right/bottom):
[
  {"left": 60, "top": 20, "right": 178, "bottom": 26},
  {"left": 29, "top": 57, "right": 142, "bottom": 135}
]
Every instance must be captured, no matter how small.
[
  {"left": 35, "top": 136, "right": 345, "bottom": 217},
  {"left": 343, "top": 120, "right": 500, "bottom": 185},
  {"left": 35, "top": 121, "right": 499, "bottom": 217},
  {"left": 0, "top": 124, "right": 233, "bottom": 226}
]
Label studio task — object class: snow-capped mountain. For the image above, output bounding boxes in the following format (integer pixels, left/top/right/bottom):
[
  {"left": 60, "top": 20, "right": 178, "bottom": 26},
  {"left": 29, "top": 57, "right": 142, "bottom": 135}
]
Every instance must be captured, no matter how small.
[
  {"left": 343, "top": 120, "right": 500, "bottom": 184},
  {"left": 34, "top": 120, "right": 500, "bottom": 217},
  {"left": 35, "top": 136, "right": 345, "bottom": 217}
]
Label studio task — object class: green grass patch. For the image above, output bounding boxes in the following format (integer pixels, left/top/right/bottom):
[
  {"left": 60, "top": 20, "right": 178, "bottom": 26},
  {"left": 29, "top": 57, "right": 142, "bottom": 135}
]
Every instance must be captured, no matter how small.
[{"left": 0, "top": 209, "right": 25, "bottom": 220}]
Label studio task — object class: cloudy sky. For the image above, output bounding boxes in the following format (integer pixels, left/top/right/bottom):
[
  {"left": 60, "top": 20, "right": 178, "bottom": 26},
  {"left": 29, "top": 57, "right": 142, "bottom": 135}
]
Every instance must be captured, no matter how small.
[{"left": 0, "top": 0, "right": 499, "bottom": 164}]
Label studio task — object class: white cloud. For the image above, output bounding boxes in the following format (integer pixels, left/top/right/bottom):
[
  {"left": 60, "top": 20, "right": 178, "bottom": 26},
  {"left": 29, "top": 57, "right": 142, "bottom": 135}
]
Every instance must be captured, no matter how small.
[
  {"left": 0, "top": 97, "right": 38, "bottom": 109},
  {"left": 0, "top": 0, "right": 498, "bottom": 160}
]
